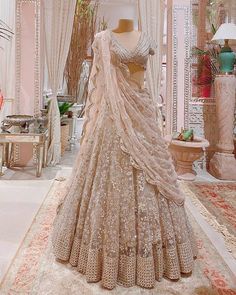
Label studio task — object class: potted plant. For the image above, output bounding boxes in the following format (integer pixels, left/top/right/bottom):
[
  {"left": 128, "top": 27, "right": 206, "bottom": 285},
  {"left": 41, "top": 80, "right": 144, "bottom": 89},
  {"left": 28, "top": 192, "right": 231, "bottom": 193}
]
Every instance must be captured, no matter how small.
[
  {"left": 58, "top": 102, "right": 74, "bottom": 154},
  {"left": 192, "top": 25, "right": 221, "bottom": 98},
  {"left": 194, "top": 53, "right": 213, "bottom": 97}
]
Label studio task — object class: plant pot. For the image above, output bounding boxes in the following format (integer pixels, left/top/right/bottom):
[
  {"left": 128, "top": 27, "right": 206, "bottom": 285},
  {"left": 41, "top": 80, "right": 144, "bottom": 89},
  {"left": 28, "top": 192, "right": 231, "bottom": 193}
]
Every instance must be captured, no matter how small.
[
  {"left": 77, "top": 118, "right": 85, "bottom": 140},
  {"left": 199, "top": 84, "right": 212, "bottom": 98},
  {"left": 67, "top": 111, "right": 73, "bottom": 118},
  {"left": 61, "top": 123, "right": 70, "bottom": 155}
]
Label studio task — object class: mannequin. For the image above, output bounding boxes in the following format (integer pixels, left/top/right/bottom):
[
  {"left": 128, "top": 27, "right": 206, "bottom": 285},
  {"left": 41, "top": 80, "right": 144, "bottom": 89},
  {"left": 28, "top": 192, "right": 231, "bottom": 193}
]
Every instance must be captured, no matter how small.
[
  {"left": 113, "top": 19, "right": 134, "bottom": 33},
  {"left": 112, "top": 19, "right": 147, "bottom": 87},
  {"left": 52, "top": 25, "right": 196, "bottom": 290}
]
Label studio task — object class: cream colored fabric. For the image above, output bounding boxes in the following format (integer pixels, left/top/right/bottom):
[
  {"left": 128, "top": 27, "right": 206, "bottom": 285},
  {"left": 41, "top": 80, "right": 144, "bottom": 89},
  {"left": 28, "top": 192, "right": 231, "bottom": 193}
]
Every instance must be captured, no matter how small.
[
  {"left": 81, "top": 30, "right": 184, "bottom": 205},
  {"left": 52, "top": 30, "right": 196, "bottom": 290},
  {"left": 138, "top": 0, "right": 165, "bottom": 133},
  {"left": 43, "top": 0, "right": 76, "bottom": 165}
]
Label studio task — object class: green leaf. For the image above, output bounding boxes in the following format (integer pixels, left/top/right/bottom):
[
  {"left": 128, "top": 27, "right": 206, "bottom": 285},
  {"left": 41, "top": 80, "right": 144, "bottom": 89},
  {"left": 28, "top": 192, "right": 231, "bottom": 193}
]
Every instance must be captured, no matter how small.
[{"left": 58, "top": 102, "right": 74, "bottom": 116}]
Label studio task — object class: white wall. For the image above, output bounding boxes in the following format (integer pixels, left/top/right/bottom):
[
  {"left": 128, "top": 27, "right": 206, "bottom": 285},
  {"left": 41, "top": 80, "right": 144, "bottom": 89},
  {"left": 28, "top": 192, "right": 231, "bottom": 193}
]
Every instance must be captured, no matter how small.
[
  {"left": 0, "top": 0, "right": 15, "bottom": 121},
  {"left": 96, "top": 0, "right": 138, "bottom": 30},
  {"left": 0, "top": 0, "right": 15, "bottom": 99}
]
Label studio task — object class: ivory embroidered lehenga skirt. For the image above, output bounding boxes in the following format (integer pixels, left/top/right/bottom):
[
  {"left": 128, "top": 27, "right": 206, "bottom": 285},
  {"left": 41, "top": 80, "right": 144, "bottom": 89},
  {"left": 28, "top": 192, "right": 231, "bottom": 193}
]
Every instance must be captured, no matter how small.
[{"left": 52, "top": 30, "right": 197, "bottom": 290}]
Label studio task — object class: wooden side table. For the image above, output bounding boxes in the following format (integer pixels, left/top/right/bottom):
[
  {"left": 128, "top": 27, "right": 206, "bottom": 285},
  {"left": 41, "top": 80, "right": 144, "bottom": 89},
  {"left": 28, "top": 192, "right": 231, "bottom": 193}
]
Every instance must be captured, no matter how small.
[{"left": 0, "top": 129, "right": 48, "bottom": 177}]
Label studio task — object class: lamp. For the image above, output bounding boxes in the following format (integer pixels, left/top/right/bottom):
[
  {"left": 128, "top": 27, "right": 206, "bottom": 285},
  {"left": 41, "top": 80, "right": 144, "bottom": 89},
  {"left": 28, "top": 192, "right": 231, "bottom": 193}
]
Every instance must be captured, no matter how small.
[{"left": 212, "top": 23, "right": 236, "bottom": 74}]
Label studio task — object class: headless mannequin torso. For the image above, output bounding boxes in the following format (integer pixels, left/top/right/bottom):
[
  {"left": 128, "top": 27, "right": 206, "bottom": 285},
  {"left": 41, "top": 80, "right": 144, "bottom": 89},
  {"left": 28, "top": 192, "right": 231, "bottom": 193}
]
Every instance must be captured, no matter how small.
[{"left": 112, "top": 19, "right": 146, "bottom": 88}]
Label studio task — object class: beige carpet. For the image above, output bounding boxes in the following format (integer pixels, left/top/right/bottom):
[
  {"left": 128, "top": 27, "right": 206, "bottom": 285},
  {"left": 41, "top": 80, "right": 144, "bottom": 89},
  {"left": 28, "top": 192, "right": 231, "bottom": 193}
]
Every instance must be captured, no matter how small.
[
  {"left": 0, "top": 179, "right": 235, "bottom": 295},
  {"left": 181, "top": 182, "right": 236, "bottom": 259}
]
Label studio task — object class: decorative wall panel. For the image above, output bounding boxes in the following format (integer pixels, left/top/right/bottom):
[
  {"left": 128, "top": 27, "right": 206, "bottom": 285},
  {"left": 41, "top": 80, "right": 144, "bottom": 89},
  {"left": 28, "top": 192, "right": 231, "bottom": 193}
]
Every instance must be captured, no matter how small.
[
  {"left": 15, "top": 0, "right": 42, "bottom": 165},
  {"left": 189, "top": 98, "right": 218, "bottom": 168},
  {"left": 166, "top": 0, "right": 192, "bottom": 134},
  {"left": 15, "top": 0, "right": 41, "bottom": 116}
]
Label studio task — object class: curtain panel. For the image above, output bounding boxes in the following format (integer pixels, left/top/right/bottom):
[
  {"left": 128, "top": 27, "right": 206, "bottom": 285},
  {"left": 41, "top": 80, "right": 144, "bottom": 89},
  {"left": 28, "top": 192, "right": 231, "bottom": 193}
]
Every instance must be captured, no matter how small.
[
  {"left": 43, "top": 0, "right": 76, "bottom": 165},
  {"left": 0, "top": 0, "right": 15, "bottom": 122},
  {"left": 138, "top": 0, "right": 165, "bottom": 133}
]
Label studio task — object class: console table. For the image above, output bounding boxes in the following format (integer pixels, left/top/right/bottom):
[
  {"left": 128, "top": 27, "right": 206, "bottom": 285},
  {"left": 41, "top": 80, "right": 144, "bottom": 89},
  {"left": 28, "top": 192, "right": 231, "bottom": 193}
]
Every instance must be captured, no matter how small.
[{"left": 0, "top": 129, "right": 48, "bottom": 177}]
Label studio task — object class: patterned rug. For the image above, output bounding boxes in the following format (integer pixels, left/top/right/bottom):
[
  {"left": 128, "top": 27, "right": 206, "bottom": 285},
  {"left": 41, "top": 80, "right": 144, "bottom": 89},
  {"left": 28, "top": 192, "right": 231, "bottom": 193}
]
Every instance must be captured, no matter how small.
[
  {"left": 0, "top": 179, "right": 236, "bottom": 295},
  {"left": 182, "top": 182, "right": 236, "bottom": 258}
]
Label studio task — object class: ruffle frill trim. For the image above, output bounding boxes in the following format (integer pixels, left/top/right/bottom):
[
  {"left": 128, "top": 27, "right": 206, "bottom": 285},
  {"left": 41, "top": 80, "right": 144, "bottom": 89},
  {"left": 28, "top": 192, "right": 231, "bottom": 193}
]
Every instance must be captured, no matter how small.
[{"left": 53, "top": 235, "right": 197, "bottom": 290}]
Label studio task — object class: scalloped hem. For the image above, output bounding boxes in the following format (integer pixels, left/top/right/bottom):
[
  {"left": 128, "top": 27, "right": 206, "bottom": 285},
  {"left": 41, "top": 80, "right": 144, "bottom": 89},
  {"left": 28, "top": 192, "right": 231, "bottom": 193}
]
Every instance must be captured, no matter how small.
[{"left": 53, "top": 238, "right": 196, "bottom": 290}]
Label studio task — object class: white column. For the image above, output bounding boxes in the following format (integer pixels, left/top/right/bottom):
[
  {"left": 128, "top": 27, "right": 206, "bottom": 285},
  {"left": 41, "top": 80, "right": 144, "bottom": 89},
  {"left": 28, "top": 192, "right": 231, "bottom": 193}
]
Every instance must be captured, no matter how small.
[
  {"left": 166, "top": 0, "right": 192, "bottom": 134},
  {"left": 209, "top": 75, "right": 236, "bottom": 180}
]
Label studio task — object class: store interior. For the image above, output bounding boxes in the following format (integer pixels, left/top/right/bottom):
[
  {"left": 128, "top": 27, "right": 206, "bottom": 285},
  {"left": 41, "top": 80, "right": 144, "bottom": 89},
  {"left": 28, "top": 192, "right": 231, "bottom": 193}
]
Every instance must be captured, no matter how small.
[{"left": 0, "top": 0, "right": 236, "bottom": 294}]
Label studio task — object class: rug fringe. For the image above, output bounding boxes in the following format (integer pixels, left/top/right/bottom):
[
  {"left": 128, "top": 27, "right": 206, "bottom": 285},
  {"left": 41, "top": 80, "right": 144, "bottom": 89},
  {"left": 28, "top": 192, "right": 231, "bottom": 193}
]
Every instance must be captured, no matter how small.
[{"left": 180, "top": 182, "right": 236, "bottom": 259}]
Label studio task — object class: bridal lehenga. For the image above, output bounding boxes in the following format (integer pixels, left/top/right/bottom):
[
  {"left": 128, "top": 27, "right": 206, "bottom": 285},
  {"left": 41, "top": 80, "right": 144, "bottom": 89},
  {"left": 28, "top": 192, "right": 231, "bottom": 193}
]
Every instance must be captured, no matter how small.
[{"left": 52, "top": 30, "right": 197, "bottom": 290}]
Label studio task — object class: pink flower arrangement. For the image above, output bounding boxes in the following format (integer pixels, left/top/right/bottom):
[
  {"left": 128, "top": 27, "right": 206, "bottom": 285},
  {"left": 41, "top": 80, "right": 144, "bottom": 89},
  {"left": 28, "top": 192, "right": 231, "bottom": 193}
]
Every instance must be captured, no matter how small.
[{"left": 0, "top": 89, "right": 4, "bottom": 110}]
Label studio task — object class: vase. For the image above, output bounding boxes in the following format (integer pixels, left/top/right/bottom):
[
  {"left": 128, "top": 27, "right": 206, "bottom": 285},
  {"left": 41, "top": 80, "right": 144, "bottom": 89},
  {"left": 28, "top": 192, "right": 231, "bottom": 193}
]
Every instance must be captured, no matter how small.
[
  {"left": 165, "top": 135, "right": 209, "bottom": 181},
  {"left": 219, "top": 51, "right": 236, "bottom": 73}
]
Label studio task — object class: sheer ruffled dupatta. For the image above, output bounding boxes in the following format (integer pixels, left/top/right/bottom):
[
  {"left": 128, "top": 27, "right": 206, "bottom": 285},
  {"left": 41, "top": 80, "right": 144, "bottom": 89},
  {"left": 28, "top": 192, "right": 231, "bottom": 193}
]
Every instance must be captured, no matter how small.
[
  {"left": 52, "top": 30, "right": 196, "bottom": 290},
  {"left": 81, "top": 30, "right": 184, "bottom": 206}
]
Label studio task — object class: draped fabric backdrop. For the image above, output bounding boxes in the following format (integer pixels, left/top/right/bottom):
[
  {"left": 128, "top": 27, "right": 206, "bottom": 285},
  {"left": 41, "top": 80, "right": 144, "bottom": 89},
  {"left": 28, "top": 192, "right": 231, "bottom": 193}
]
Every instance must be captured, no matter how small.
[
  {"left": 43, "top": 0, "right": 76, "bottom": 165},
  {"left": 138, "top": 0, "right": 165, "bottom": 133}
]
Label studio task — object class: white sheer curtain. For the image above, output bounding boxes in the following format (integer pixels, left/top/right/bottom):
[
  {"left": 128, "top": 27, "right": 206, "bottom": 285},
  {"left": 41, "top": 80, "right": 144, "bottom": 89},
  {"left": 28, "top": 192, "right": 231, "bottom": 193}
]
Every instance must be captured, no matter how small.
[
  {"left": 138, "top": 0, "right": 165, "bottom": 133},
  {"left": 0, "top": 0, "right": 15, "bottom": 122},
  {"left": 43, "top": 0, "right": 76, "bottom": 165}
]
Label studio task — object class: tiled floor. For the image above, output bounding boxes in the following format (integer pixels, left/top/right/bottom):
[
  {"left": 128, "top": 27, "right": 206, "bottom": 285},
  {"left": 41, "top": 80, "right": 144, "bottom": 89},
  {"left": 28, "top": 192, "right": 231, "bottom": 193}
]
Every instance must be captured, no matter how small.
[
  {"left": 0, "top": 179, "right": 53, "bottom": 282},
  {"left": 0, "top": 147, "right": 76, "bottom": 282},
  {"left": 0, "top": 146, "right": 235, "bottom": 285}
]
